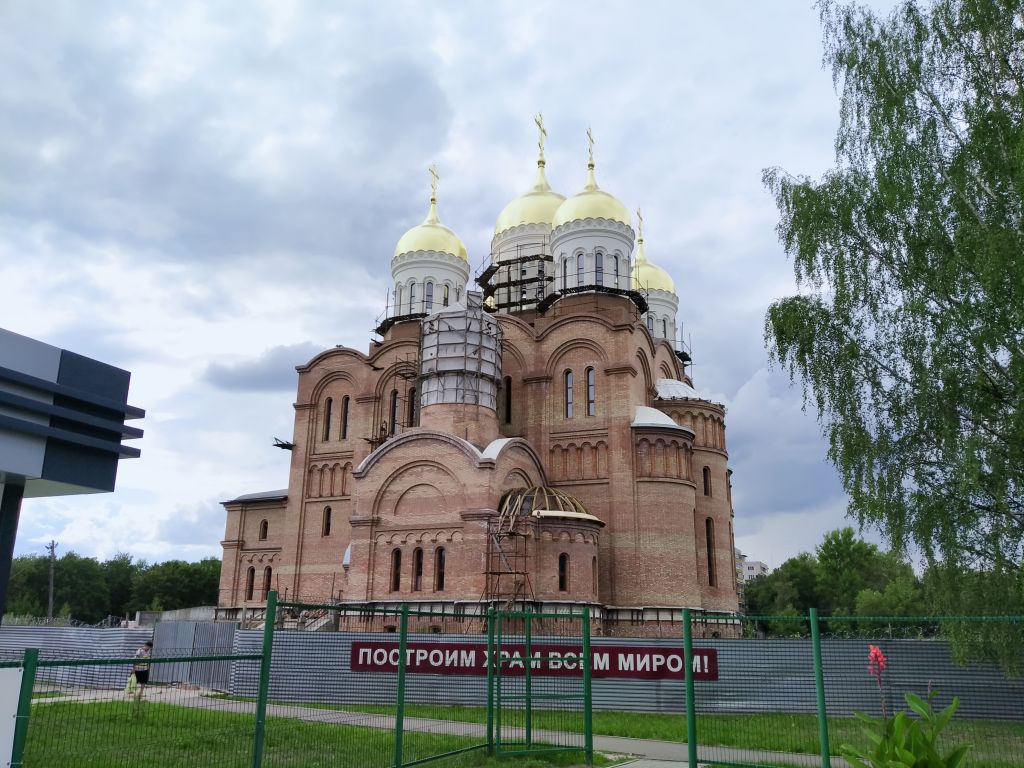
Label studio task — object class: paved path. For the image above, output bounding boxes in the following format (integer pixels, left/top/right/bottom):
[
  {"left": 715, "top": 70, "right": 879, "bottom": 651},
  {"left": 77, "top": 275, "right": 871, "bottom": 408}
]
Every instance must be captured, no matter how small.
[{"left": 40, "top": 688, "right": 843, "bottom": 767}]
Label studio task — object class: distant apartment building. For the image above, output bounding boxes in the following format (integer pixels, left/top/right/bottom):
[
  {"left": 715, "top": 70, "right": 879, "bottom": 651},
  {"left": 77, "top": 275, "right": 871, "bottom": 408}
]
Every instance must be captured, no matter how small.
[{"left": 735, "top": 549, "right": 770, "bottom": 611}]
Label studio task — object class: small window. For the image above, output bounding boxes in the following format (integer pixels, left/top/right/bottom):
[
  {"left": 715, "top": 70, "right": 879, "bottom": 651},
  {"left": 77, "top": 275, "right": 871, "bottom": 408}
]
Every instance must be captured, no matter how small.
[
  {"left": 595, "top": 252, "right": 604, "bottom": 286},
  {"left": 434, "top": 547, "right": 446, "bottom": 591},
  {"left": 341, "top": 396, "right": 350, "bottom": 439},
  {"left": 396, "top": 286, "right": 403, "bottom": 313},
  {"left": 586, "top": 367, "right": 596, "bottom": 417},
  {"left": 425, "top": 282, "right": 434, "bottom": 312},
  {"left": 409, "top": 283, "right": 417, "bottom": 313},
  {"left": 443, "top": 285, "right": 450, "bottom": 307},
  {"left": 564, "top": 370, "right": 573, "bottom": 418},
  {"left": 262, "top": 566, "right": 273, "bottom": 600},
  {"left": 562, "top": 260, "right": 568, "bottom": 290},
  {"left": 390, "top": 550, "right": 402, "bottom": 592},
  {"left": 456, "top": 286, "right": 462, "bottom": 302},
  {"left": 503, "top": 376, "right": 512, "bottom": 424},
  {"left": 258, "top": 520, "right": 268, "bottom": 540},
  {"left": 706, "top": 518, "right": 717, "bottom": 587},
  {"left": 613, "top": 255, "right": 619, "bottom": 286},
  {"left": 323, "top": 398, "right": 333, "bottom": 441},
  {"left": 412, "top": 547, "right": 423, "bottom": 591},
  {"left": 576, "top": 253, "right": 584, "bottom": 286},
  {"left": 703, "top": 466, "right": 712, "bottom": 496},
  {"left": 408, "top": 388, "right": 417, "bottom": 427},
  {"left": 558, "top": 553, "right": 570, "bottom": 592},
  {"left": 647, "top": 314, "right": 654, "bottom": 332},
  {"left": 322, "top": 507, "right": 332, "bottom": 537},
  {"left": 389, "top": 390, "right": 399, "bottom": 435},
  {"left": 245, "top": 567, "right": 255, "bottom": 601},
  {"left": 661, "top": 318, "right": 667, "bottom": 338}
]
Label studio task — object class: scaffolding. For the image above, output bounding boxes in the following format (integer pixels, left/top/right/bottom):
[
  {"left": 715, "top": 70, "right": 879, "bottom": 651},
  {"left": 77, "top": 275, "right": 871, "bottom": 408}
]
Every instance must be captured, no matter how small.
[
  {"left": 477, "top": 244, "right": 651, "bottom": 319},
  {"left": 419, "top": 293, "right": 502, "bottom": 411},
  {"left": 364, "top": 353, "right": 419, "bottom": 449},
  {"left": 476, "top": 240, "right": 554, "bottom": 313},
  {"left": 485, "top": 488, "right": 536, "bottom": 611}
]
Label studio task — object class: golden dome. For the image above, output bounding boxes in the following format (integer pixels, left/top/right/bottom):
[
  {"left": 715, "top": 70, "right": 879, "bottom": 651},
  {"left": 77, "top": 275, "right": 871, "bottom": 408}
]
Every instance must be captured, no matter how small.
[
  {"left": 551, "top": 163, "right": 630, "bottom": 228},
  {"left": 494, "top": 160, "right": 566, "bottom": 234},
  {"left": 631, "top": 230, "right": 676, "bottom": 294},
  {"left": 394, "top": 196, "right": 468, "bottom": 261}
]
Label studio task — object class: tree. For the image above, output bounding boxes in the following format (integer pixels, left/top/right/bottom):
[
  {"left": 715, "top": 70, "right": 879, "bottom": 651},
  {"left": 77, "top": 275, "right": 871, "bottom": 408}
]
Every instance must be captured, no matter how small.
[
  {"left": 816, "top": 527, "right": 914, "bottom": 615},
  {"left": 763, "top": 0, "right": 1024, "bottom": 612},
  {"left": 130, "top": 558, "right": 221, "bottom": 613},
  {"left": 102, "top": 553, "right": 140, "bottom": 619}
]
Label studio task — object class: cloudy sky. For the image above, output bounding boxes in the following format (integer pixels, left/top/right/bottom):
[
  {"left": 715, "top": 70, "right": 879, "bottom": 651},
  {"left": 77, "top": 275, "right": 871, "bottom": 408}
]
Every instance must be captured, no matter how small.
[{"left": 2, "top": 0, "right": 897, "bottom": 568}]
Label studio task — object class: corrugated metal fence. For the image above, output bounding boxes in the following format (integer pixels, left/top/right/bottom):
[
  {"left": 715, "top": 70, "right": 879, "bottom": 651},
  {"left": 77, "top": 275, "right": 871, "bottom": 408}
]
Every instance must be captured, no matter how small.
[
  {"left": 152, "top": 620, "right": 237, "bottom": 689},
  {"left": 0, "top": 625, "right": 152, "bottom": 688},
  {"left": 228, "top": 628, "right": 1024, "bottom": 720}
]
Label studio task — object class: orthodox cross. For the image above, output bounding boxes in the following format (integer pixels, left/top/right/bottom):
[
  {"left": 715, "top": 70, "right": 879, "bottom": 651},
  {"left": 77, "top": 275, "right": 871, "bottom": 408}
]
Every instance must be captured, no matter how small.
[
  {"left": 636, "top": 208, "right": 644, "bottom": 240},
  {"left": 586, "top": 127, "right": 594, "bottom": 165},
  {"left": 428, "top": 164, "right": 439, "bottom": 200},
  {"left": 535, "top": 113, "right": 547, "bottom": 160}
]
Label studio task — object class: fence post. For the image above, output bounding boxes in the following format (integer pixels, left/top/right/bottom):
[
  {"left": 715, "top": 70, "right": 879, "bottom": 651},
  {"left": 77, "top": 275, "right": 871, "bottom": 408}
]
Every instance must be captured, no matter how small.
[
  {"left": 486, "top": 607, "right": 495, "bottom": 755},
  {"left": 682, "top": 608, "right": 698, "bottom": 768},
  {"left": 495, "top": 610, "right": 503, "bottom": 755},
  {"left": 582, "top": 607, "right": 593, "bottom": 766},
  {"left": 809, "top": 608, "right": 831, "bottom": 768},
  {"left": 524, "top": 606, "right": 533, "bottom": 747},
  {"left": 394, "top": 604, "right": 409, "bottom": 768},
  {"left": 251, "top": 590, "right": 277, "bottom": 768},
  {"left": 10, "top": 647, "right": 38, "bottom": 768}
]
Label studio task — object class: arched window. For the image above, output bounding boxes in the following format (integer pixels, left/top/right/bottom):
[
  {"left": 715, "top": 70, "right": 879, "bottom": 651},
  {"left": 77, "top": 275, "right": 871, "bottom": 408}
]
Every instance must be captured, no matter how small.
[
  {"left": 322, "top": 507, "right": 332, "bottom": 537},
  {"left": 434, "top": 547, "right": 446, "bottom": 591},
  {"left": 595, "top": 252, "right": 604, "bottom": 285},
  {"left": 558, "top": 553, "right": 570, "bottom": 592},
  {"left": 245, "top": 567, "right": 255, "bottom": 601},
  {"left": 341, "top": 396, "right": 350, "bottom": 440},
  {"left": 323, "top": 398, "right": 333, "bottom": 441},
  {"left": 503, "top": 376, "right": 512, "bottom": 424},
  {"left": 390, "top": 550, "right": 402, "bottom": 592},
  {"left": 456, "top": 286, "right": 462, "bottom": 302},
  {"left": 613, "top": 255, "right": 620, "bottom": 287},
  {"left": 425, "top": 282, "right": 434, "bottom": 312},
  {"left": 396, "top": 286, "right": 403, "bottom": 314},
  {"left": 408, "top": 388, "right": 417, "bottom": 427},
  {"left": 258, "top": 520, "right": 268, "bottom": 540},
  {"left": 703, "top": 466, "right": 712, "bottom": 496},
  {"left": 389, "top": 390, "right": 399, "bottom": 435},
  {"left": 562, "top": 260, "right": 568, "bottom": 290},
  {"left": 443, "top": 284, "right": 450, "bottom": 307},
  {"left": 412, "top": 547, "right": 424, "bottom": 591},
  {"left": 661, "top": 318, "right": 668, "bottom": 338},
  {"left": 647, "top": 314, "right": 654, "bottom": 332},
  {"left": 706, "top": 518, "right": 717, "bottom": 587},
  {"left": 576, "top": 253, "right": 584, "bottom": 286},
  {"left": 409, "top": 283, "right": 417, "bottom": 313},
  {"left": 262, "top": 566, "right": 273, "bottom": 600},
  {"left": 586, "top": 367, "right": 596, "bottom": 417},
  {"left": 592, "top": 556, "right": 598, "bottom": 595},
  {"left": 564, "top": 370, "right": 573, "bottom": 418}
]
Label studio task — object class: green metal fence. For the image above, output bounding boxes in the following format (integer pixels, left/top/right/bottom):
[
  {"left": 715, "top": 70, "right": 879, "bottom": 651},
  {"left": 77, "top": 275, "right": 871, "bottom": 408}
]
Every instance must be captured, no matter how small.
[
  {"left": 6, "top": 648, "right": 263, "bottom": 767},
  {"left": 683, "top": 611, "right": 1024, "bottom": 768},
  {"left": 2, "top": 592, "right": 595, "bottom": 768},
  {"left": 490, "top": 606, "right": 593, "bottom": 763}
]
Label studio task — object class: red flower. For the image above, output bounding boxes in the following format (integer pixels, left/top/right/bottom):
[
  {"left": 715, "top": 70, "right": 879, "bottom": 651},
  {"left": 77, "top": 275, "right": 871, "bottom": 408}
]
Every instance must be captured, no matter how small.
[{"left": 867, "top": 645, "right": 887, "bottom": 717}]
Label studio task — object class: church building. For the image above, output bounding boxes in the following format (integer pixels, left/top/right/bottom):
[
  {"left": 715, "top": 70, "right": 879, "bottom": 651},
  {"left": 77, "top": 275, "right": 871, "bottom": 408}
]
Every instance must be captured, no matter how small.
[{"left": 217, "top": 124, "right": 740, "bottom": 635}]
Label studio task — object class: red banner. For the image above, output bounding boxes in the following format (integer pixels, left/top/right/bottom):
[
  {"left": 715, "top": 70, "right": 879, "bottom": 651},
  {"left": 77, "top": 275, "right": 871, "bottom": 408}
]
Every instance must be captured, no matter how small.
[{"left": 350, "top": 641, "right": 718, "bottom": 681}]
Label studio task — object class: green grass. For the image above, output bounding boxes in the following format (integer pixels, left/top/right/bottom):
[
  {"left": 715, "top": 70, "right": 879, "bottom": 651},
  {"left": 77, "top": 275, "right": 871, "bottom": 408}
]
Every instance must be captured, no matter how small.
[
  {"left": 23, "top": 700, "right": 613, "bottom": 768},
  {"left": 334, "top": 702, "right": 1021, "bottom": 767}
]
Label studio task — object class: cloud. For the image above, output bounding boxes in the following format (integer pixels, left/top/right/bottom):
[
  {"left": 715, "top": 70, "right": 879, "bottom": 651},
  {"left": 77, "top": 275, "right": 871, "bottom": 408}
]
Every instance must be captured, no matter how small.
[
  {"left": 3, "top": 0, "right": 894, "bottom": 567},
  {"left": 205, "top": 343, "right": 324, "bottom": 392}
]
